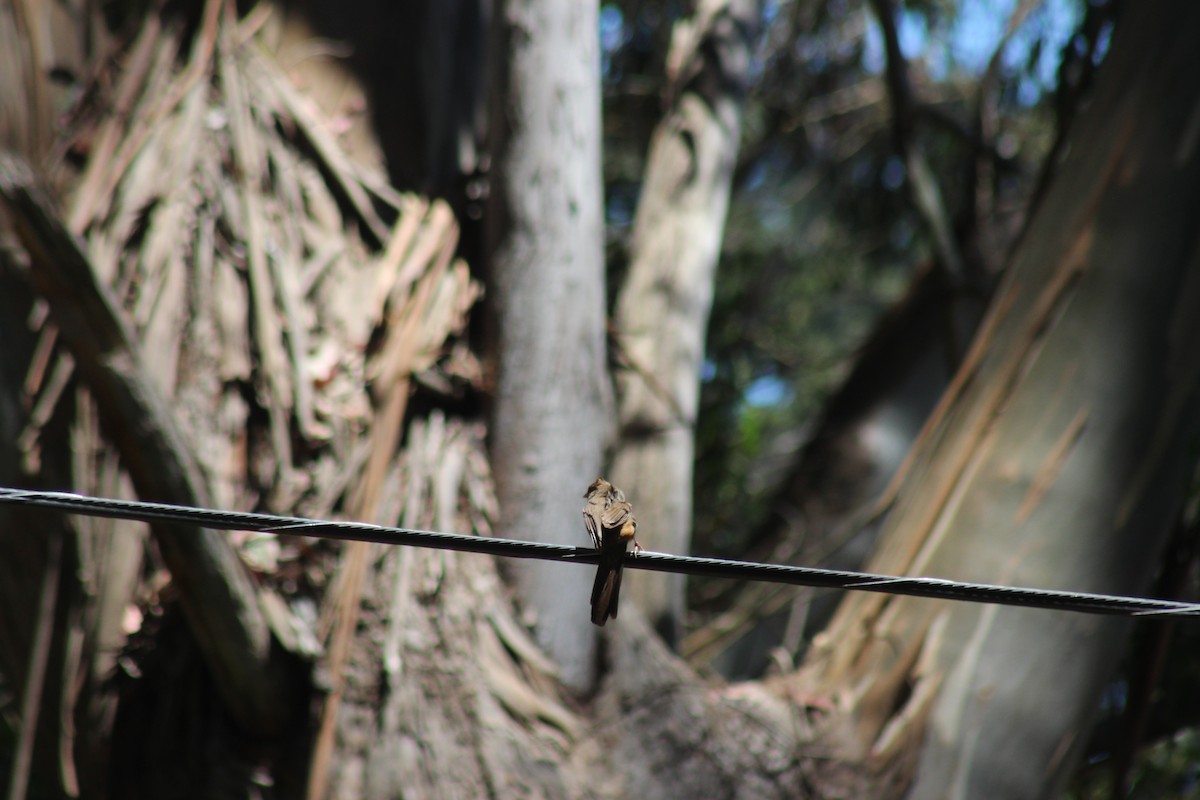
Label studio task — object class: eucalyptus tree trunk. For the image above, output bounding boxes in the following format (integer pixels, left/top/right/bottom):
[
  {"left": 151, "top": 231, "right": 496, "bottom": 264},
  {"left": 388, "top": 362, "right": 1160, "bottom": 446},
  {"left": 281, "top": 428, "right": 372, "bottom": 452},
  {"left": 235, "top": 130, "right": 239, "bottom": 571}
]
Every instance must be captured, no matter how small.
[
  {"left": 609, "top": 0, "right": 761, "bottom": 646},
  {"left": 486, "top": 0, "right": 610, "bottom": 688},
  {"left": 804, "top": 4, "right": 1200, "bottom": 796}
]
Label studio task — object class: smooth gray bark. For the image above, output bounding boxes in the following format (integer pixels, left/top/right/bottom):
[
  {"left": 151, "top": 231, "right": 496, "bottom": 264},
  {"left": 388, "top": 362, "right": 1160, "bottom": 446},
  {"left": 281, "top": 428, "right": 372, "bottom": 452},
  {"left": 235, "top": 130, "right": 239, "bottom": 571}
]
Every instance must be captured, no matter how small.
[{"left": 487, "top": 0, "right": 610, "bottom": 688}]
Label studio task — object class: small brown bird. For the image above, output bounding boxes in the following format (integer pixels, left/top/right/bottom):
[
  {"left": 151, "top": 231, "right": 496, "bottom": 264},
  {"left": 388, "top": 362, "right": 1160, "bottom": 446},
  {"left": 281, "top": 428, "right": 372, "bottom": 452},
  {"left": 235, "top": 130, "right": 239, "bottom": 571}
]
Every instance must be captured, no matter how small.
[{"left": 582, "top": 477, "right": 639, "bottom": 626}]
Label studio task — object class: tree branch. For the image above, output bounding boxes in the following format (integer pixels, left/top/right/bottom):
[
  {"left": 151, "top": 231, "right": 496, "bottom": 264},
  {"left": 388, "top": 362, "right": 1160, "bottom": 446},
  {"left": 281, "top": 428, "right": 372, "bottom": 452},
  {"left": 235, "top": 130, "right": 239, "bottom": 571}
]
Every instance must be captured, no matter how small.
[{"left": 868, "top": 0, "right": 965, "bottom": 280}]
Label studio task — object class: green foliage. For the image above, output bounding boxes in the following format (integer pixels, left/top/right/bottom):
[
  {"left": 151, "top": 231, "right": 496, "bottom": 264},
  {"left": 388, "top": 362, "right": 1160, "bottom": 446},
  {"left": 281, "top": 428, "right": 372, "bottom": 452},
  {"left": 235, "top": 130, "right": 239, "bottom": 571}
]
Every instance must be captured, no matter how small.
[
  {"left": 1069, "top": 728, "right": 1200, "bottom": 800},
  {"left": 694, "top": 162, "right": 914, "bottom": 556}
]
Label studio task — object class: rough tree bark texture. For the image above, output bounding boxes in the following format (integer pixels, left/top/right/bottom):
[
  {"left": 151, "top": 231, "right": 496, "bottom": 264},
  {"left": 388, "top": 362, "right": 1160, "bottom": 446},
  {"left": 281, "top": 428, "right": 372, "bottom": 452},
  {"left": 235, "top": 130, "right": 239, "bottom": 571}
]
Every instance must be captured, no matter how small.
[
  {"left": 0, "top": 6, "right": 486, "bottom": 793},
  {"left": 487, "top": 0, "right": 610, "bottom": 688},
  {"left": 1, "top": 151, "right": 295, "bottom": 737},
  {"left": 609, "top": 0, "right": 761, "bottom": 647},
  {"left": 1, "top": 6, "right": 828, "bottom": 799},
  {"left": 805, "top": 4, "right": 1200, "bottom": 796},
  {"left": 0, "top": 8, "right": 161, "bottom": 794}
]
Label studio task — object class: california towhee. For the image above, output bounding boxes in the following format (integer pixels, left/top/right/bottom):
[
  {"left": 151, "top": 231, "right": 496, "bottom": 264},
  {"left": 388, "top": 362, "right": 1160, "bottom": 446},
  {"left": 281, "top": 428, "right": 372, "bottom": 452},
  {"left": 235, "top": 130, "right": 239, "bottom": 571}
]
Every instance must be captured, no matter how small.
[{"left": 582, "top": 477, "right": 639, "bottom": 626}]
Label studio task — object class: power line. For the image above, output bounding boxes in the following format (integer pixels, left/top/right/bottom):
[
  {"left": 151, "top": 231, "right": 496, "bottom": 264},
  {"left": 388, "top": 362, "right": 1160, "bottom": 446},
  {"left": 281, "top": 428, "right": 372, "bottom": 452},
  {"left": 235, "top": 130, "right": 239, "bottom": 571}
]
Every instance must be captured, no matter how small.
[{"left": 2, "top": 486, "right": 1199, "bottom": 618}]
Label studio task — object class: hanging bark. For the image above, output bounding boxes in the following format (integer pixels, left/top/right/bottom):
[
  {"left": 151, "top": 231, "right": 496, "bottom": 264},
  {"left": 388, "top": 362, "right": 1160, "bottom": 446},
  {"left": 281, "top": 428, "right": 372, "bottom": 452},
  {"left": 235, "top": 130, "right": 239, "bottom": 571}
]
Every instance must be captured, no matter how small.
[
  {"left": 4, "top": 4, "right": 818, "bottom": 798},
  {"left": 0, "top": 149, "right": 298, "bottom": 737},
  {"left": 609, "top": 0, "right": 762, "bottom": 647},
  {"left": 266, "top": 0, "right": 488, "bottom": 196},
  {"left": 803, "top": 3, "right": 1200, "bottom": 795},
  {"left": 486, "top": 0, "right": 610, "bottom": 689},
  {"left": 12, "top": 3, "right": 1200, "bottom": 799},
  {"left": 0, "top": 4, "right": 487, "bottom": 793}
]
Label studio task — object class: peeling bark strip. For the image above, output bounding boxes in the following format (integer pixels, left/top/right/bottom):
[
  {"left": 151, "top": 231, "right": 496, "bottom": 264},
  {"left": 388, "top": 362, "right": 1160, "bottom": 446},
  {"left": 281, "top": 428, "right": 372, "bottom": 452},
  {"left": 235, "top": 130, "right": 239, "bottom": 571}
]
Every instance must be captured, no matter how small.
[
  {"left": 3, "top": 1, "right": 483, "bottom": 791},
  {"left": 807, "top": 3, "right": 1200, "bottom": 796},
  {"left": 330, "top": 417, "right": 588, "bottom": 800},
  {"left": 610, "top": 0, "right": 763, "bottom": 647},
  {"left": 309, "top": 200, "right": 476, "bottom": 800}
]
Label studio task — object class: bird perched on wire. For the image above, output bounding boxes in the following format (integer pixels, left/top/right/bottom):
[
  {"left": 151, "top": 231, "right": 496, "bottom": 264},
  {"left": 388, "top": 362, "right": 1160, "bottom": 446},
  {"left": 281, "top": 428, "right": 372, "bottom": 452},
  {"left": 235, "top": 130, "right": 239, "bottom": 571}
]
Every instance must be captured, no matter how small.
[{"left": 583, "top": 477, "right": 639, "bottom": 626}]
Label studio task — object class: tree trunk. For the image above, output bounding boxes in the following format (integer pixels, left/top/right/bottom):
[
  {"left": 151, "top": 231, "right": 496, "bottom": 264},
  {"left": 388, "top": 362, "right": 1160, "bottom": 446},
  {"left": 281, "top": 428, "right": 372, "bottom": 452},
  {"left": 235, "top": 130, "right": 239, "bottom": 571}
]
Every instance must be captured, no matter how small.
[
  {"left": 13, "top": 3, "right": 1200, "bottom": 799},
  {"left": 609, "top": 0, "right": 762, "bottom": 647},
  {"left": 805, "top": 4, "right": 1200, "bottom": 796},
  {"left": 486, "top": 0, "right": 610, "bottom": 689}
]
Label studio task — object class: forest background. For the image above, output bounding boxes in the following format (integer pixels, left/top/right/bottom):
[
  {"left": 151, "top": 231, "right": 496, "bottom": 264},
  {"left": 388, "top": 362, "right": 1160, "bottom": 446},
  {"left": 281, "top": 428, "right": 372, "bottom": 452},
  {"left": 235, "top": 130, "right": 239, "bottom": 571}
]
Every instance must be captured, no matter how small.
[{"left": 4, "top": 0, "right": 1200, "bottom": 798}]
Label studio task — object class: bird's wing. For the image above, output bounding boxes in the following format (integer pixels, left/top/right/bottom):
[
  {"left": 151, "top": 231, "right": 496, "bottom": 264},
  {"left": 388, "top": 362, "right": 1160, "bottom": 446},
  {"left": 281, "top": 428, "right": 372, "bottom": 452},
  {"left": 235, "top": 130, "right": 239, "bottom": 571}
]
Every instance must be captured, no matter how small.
[
  {"left": 582, "top": 507, "right": 602, "bottom": 548},
  {"left": 601, "top": 500, "right": 635, "bottom": 532}
]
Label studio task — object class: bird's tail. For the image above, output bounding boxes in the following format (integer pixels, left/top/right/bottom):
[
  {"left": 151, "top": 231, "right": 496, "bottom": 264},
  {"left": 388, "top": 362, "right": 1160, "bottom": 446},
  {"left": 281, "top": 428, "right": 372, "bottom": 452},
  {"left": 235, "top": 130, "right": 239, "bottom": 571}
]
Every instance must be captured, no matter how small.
[{"left": 590, "top": 562, "right": 623, "bottom": 626}]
